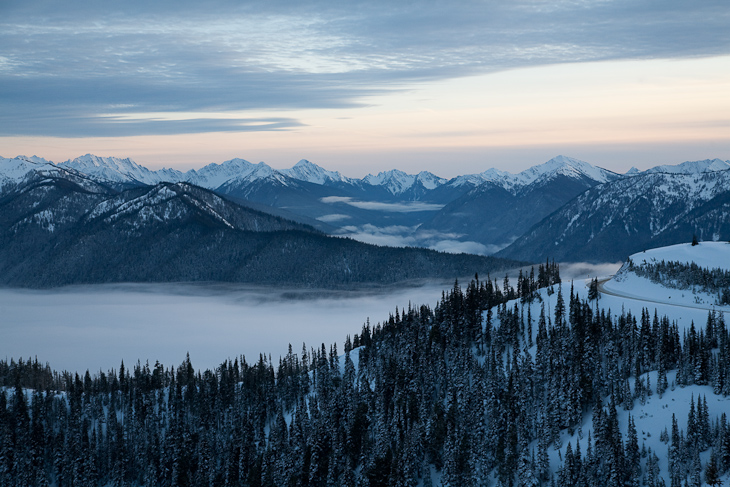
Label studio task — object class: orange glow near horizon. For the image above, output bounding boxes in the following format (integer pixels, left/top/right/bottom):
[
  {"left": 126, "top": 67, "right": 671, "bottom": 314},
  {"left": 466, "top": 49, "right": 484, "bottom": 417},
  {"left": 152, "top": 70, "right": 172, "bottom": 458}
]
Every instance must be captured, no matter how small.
[{"left": 3, "top": 56, "right": 729, "bottom": 177}]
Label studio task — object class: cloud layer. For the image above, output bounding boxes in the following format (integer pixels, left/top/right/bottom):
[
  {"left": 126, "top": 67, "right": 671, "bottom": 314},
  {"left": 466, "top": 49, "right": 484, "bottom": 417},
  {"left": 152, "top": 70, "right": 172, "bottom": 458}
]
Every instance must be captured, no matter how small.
[
  {"left": 321, "top": 196, "right": 444, "bottom": 212},
  {"left": 335, "top": 223, "right": 496, "bottom": 256},
  {"left": 2, "top": 0, "right": 729, "bottom": 137}
]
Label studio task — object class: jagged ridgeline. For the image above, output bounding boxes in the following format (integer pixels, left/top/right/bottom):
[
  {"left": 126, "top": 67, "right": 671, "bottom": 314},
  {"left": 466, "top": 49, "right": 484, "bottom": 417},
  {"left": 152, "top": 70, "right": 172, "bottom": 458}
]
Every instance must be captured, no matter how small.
[
  {"left": 3, "top": 263, "right": 729, "bottom": 486},
  {"left": 0, "top": 171, "right": 520, "bottom": 288}
]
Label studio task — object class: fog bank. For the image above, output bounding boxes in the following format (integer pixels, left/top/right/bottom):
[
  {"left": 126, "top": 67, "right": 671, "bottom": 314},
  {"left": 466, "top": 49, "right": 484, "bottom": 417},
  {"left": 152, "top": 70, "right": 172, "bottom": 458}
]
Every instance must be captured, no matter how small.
[{"left": 0, "top": 281, "right": 453, "bottom": 375}]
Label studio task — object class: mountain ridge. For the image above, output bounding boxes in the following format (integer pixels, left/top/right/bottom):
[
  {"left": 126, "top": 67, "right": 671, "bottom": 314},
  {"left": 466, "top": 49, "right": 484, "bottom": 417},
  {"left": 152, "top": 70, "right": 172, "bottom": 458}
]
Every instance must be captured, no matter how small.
[
  {"left": 4, "top": 153, "right": 729, "bottom": 261},
  {"left": 496, "top": 170, "right": 730, "bottom": 263},
  {"left": 0, "top": 174, "right": 521, "bottom": 288}
]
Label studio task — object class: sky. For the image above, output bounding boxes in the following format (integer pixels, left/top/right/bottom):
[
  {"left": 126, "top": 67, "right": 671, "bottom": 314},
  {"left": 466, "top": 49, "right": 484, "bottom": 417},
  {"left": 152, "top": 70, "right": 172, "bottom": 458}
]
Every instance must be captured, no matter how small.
[{"left": 2, "top": 0, "right": 729, "bottom": 178}]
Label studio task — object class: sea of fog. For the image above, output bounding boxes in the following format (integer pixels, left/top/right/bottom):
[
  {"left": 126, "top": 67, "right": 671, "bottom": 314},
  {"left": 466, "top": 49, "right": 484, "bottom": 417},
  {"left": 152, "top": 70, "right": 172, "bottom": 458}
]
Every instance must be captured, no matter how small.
[
  {"left": 0, "top": 281, "right": 457, "bottom": 374},
  {"left": 0, "top": 262, "right": 622, "bottom": 375}
]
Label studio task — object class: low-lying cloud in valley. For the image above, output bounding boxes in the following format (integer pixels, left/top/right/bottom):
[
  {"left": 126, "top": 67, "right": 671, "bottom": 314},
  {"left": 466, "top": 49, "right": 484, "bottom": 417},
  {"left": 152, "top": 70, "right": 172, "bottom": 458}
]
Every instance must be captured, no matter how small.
[
  {"left": 559, "top": 261, "right": 624, "bottom": 281},
  {"left": 316, "top": 213, "right": 351, "bottom": 223},
  {"left": 0, "top": 282, "right": 456, "bottom": 374},
  {"left": 320, "top": 196, "right": 444, "bottom": 213},
  {"left": 336, "top": 224, "right": 496, "bottom": 256}
]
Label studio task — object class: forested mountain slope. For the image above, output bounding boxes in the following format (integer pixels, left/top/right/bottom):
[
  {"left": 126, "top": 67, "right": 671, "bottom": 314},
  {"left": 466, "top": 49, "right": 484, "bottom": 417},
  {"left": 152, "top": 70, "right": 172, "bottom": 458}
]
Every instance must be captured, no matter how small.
[
  {"left": 0, "top": 176, "right": 518, "bottom": 288},
  {"left": 497, "top": 170, "right": 730, "bottom": 263}
]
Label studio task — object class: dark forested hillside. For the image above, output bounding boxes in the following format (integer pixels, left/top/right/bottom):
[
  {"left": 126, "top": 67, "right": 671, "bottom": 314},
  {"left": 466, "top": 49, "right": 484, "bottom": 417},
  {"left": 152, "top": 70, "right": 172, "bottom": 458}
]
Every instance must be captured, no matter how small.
[
  {"left": 2, "top": 264, "right": 729, "bottom": 486},
  {"left": 0, "top": 177, "right": 519, "bottom": 288}
]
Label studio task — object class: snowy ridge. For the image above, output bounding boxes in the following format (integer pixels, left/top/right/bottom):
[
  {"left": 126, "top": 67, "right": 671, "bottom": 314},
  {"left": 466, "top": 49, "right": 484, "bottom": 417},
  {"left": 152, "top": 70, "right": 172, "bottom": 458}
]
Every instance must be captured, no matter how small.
[
  {"left": 90, "top": 183, "right": 238, "bottom": 230},
  {"left": 59, "top": 154, "right": 184, "bottom": 185},
  {"left": 7, "top": 153, "right": 730, "bottom": 195},
  {"left": 643, "top": 158, "right": 730, "bottom": 175},
  {"left": 362, "top": 169, "right": 446, "bottom": 195},
  {"left": 94, "top": 185, "right": 180, "bottom": 223},
  {"left": 450, "top": 155, "right": 618, "bottom": 193},
  {"left": 414, "top": 170, "right": 446, "bottom": 190},
  {"left": 522, "top": 154, "right": 618, "bottom": 185},
  {"left": 0, "top": 156, "right": 59, "bottom": 187},
  {"left": 556, "top": 170, "right": 730, "bottom": 242},
  {"left": 281, "top": 159, "right": 349, "bottom": 185},
  {"left": 186, "top": 158, "right": 258, "bottom": 189},
  {"left": 626, "top": 242, "right": 730, "bottom": 272},
  {"left": 0, "top": 155, "right": 110, "bottom": 194},
  {"left": 222, "top": 161, "right": 287, "bottom": 187}
]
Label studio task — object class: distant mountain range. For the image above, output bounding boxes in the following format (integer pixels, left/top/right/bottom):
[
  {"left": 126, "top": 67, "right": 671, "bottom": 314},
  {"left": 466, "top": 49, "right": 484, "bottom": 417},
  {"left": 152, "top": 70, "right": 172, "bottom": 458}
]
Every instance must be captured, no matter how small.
[
  {"left": 2, "top": 153, "right": 729, "bottom": 266},
  {"left": 0, "top": 164, "right": 519, "bottom": 288}
]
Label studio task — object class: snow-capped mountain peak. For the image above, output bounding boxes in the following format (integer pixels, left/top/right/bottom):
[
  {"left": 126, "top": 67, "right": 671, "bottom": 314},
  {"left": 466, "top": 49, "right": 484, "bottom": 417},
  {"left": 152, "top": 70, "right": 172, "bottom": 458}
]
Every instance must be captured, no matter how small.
[
  {"left": 518, "top": 155, "right": 617, "bottom": 185},
  {"left": 185, "top": 158, "right": 258, "bottom": 189},
  {"left": 363, "top": 169, "right": 416, "bottom": 195},
  {"left": 361, "top": 169, "right": 447, "bottom": 195},
  {"left": 58, "top": 154, "right": 184, "bottom": 186},
  {"left": 414, "top": 171, "right": 446, "bottom": 190},
  {"left": 217, "top": 161, "right": 288, "bottom": 188},
  {"left": 0, "top": 156, "right": 57, "bottom": 182},
  {"left": 452, "top": 155, "right": 617, "bottom": 193},
  {"left": 644, "top": 158, "right": 730, "bottom": 175},
  {"left": 281, "top": 159, "right": 347, "bottom": 185}
]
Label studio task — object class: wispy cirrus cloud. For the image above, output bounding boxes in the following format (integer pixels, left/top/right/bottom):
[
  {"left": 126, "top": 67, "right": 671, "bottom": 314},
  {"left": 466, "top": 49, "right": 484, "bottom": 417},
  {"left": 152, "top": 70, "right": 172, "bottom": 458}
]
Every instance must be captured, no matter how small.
[{"left": 2, "top": 0, "right": 728, "bottom": 138}]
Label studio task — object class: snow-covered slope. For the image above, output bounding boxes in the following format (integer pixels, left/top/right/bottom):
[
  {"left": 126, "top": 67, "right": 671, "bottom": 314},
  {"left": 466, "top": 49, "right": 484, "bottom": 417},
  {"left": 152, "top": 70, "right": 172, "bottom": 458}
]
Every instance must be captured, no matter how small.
[
  {"left": 0, "top": 156, "right": 59, "bottom": 188},
  {"left": 602, "top": 242, "right": 730, "bottom": 310},
  {"left": 449, "top": 155, "right": 618, "bottom": 193},
  {"left": 280, "top": 159, "right": 350, "bottom": 185},
  {"left": 644, "top": 158, "right": 730, "bottom": 175},
  {"left": 498, "top": 170, "right": 730, "bottom": 263},
  {"left": 362, "top": 169, "right": 446, "bottom": 195},
  {"left": 0, "top": 155, "right": 109, "bottom": 194},
  {"left": 491, "top": 247, "right": 730, "bottom": 487},
  {"left": 185, "top": 158, "right": 262, "bottom": 189},
  {"left": 627, "top": 242, "right": 730, "bottom": 272},
  {"left": 59, "top": 154, "right": 184, "bottom": 186}
]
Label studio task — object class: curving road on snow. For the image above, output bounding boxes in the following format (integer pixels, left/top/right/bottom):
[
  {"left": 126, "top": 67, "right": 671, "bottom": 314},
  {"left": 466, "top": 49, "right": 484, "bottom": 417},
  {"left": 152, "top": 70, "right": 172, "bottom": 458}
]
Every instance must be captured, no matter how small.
[{"left": 597, "top": 278, "right": 729, "bottom": 315}]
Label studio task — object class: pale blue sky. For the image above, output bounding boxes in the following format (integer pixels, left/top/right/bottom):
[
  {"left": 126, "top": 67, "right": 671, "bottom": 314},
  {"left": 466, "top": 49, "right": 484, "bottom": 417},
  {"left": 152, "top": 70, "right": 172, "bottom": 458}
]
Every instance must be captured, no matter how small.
[{"left": 2, "top": 0, "right": 729, "bottom": 177}]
